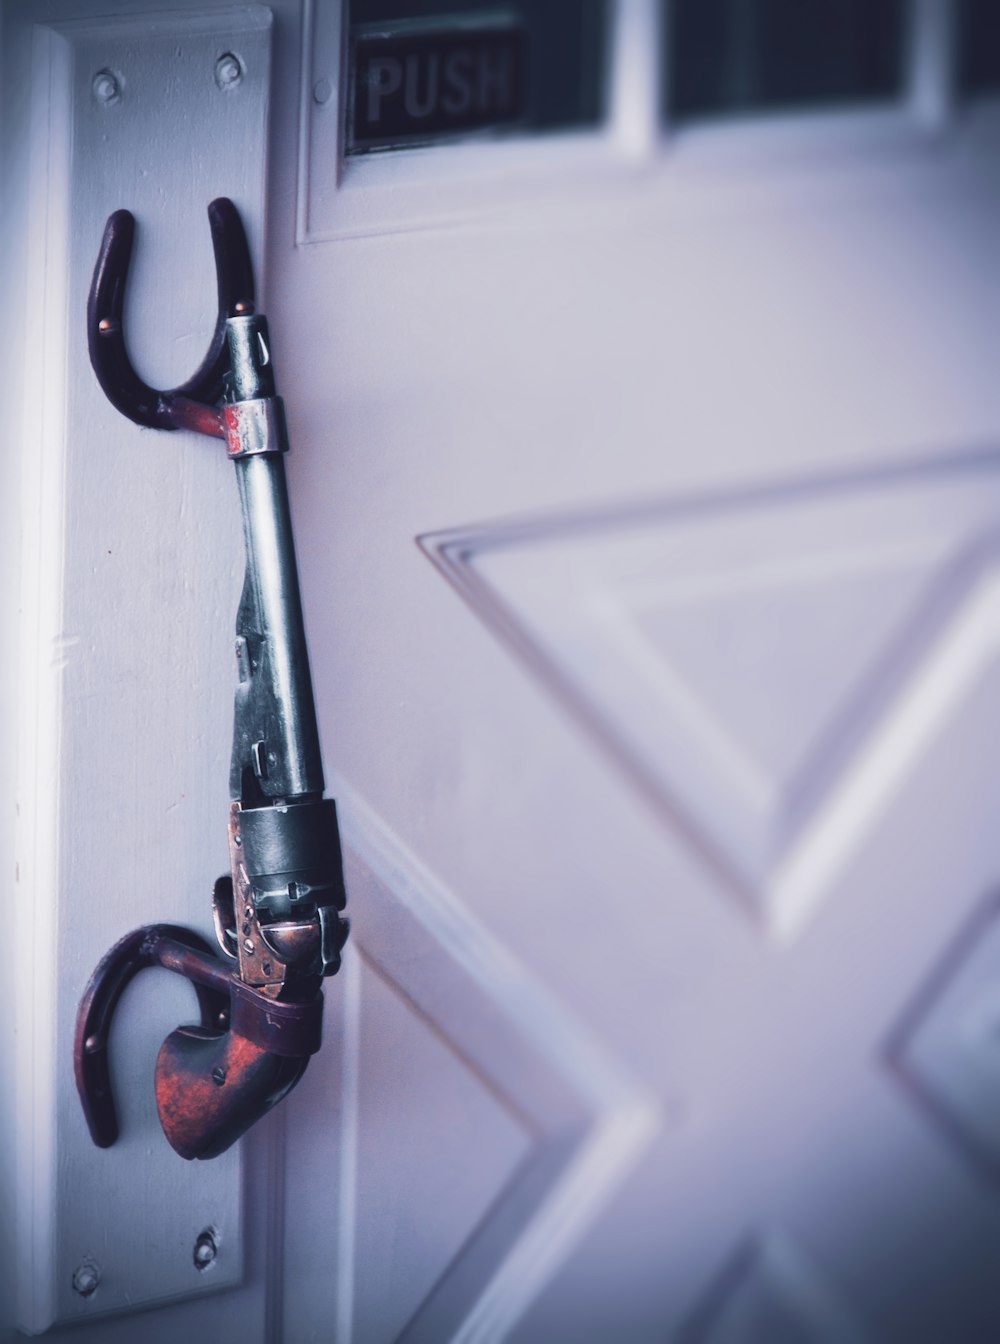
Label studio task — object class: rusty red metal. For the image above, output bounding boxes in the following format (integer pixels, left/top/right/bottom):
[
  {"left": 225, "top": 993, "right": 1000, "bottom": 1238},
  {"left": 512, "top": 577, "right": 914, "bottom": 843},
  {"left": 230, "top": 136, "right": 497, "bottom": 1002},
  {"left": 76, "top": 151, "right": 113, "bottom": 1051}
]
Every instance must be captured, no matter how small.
[
  {"left": 74, "top": 923, "right": 323, "bottom": 1159},
  {"left": 155, "top": 1021, "right": 307, "bottom": 1161}
]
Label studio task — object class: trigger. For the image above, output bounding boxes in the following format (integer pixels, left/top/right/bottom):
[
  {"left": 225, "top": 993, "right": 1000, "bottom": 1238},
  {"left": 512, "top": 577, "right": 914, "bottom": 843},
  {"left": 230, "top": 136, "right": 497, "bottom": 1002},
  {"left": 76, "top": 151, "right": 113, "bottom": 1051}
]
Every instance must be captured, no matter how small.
[{"left": 211, "top": 875, "right": 239, "bottom": 960}]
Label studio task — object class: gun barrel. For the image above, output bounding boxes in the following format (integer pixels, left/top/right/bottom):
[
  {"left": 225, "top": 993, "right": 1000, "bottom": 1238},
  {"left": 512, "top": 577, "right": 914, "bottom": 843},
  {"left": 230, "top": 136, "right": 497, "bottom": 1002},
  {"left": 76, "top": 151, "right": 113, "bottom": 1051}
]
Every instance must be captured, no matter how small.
[{"left": 226, "top": 314, "right": 325, "bottom": 803}]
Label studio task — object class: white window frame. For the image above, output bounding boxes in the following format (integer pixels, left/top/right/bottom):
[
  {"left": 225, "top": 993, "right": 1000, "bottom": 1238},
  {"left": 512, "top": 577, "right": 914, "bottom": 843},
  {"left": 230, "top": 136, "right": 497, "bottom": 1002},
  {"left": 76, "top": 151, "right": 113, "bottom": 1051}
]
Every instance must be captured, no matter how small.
[{"left": 296, "top": 0, "right": 997, "bottom": 243}]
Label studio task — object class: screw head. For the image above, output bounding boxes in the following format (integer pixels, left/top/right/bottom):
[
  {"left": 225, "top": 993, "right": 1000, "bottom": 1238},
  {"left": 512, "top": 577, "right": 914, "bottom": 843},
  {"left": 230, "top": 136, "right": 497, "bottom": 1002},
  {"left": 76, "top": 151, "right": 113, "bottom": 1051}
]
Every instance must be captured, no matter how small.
[
  {"left": 72, "top": 1259, "right": 101, "bottom": 1298},
  {"left": 313, "top": 78, "right": 333, "bottom": 106},
  {"left": 215, "top": 53, "right": 243, "bottom": 90},
  {"left": 212, "top": 1066, "right": 227, "bottom": 1086},
  {"left": 92, "top": 70, "right": 120, "bottom": 105},
  {"left": 193, "top": 1228, "right": 219, "bottom": 1270}
]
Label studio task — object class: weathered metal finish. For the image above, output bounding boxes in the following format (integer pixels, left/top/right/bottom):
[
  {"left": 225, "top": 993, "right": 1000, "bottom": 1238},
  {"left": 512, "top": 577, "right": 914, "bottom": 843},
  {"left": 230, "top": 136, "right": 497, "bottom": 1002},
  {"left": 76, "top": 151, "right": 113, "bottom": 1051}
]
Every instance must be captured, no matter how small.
[
  {"left": 224, "top": 397, "right": 288, "bottom": 459},
  {"left": 75, "top": 197, "right": 348, "bottom": 1161},
  {"left": 156, "top": 1027, "right": 307, "bottom": 1161},
  {"left": 230, "top": 458, "right": 324, "bottom": 801},
  {"left": 87, "top": 199, "right": 253, "bottom": 435},
  {"left": 74, "top": 925, "right": 230, "bottom": 1150},
  {"left": 75, "top": 922, "right": 325, "bottom": 1159},
  {"left": 226, "top": 798, "right": 316, "bottom": 989}
]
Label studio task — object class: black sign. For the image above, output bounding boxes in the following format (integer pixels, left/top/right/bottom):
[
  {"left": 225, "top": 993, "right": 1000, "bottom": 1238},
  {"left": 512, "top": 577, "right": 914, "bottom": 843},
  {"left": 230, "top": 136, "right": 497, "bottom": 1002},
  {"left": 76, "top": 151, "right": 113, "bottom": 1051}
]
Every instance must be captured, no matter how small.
[{"left": 348, "top": 21, "right": 529, "bottom": 153}]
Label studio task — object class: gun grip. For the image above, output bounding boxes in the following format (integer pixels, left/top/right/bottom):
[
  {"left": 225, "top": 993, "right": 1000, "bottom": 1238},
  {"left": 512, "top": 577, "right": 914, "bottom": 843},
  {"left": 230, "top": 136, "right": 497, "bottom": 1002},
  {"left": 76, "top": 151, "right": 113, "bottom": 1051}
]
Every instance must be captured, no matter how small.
[{"left": 155, "top": 1025, "right": 307, "bottom": 1160}]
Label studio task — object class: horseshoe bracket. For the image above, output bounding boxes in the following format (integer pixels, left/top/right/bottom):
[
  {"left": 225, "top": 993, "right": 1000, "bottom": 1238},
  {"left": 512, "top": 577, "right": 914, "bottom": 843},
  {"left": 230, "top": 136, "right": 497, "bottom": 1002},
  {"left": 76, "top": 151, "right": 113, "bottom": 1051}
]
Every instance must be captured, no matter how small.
[{"left": 87, "top": 197, "right": 254, "bottom": 437}]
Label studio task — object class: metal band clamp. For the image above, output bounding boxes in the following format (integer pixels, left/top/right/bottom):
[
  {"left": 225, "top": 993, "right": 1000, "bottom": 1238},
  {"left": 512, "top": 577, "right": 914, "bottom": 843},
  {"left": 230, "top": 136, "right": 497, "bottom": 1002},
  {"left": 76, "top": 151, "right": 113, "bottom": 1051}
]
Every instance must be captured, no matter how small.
[{"left": 223, "top": 397, "right": 288, "bottom": 459}]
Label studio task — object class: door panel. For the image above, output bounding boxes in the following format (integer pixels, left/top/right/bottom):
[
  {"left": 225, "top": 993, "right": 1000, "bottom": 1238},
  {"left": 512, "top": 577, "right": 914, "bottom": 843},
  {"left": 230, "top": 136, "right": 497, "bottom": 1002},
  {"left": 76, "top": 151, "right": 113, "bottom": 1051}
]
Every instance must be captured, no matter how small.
[
  {"left": 281, "top": 796, "right": 656, "bottom": 1342},
  {"left": 272, "top": 3, "right": 1000, "bottom": 1338}
]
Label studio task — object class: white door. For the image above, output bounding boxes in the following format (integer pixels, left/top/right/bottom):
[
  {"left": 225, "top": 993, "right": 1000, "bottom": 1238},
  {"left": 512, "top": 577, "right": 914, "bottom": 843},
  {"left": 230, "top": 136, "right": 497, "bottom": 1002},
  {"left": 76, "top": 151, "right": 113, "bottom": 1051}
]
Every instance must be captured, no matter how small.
[{"left": 5, "top": 2, "right": 1000, "bottom": 1341}]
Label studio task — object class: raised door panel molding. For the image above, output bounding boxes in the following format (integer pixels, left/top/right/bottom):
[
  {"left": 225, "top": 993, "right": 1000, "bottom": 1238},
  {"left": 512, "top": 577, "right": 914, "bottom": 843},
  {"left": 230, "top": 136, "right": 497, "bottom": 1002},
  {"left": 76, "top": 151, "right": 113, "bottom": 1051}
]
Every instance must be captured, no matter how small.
[
  {"left": 684, "top": 1233, "right": 875, "bottom": 1344},
  {"left": 16, "top": 9, "right": 271, "bottom": 1333},
  {"left": 280, "top": 785, "right": 659, "bottom": 1342},
  {"left": 892, "top": 893, "right": 1000, "bottom": 1179},
  {"left": 421, "top": 456, "right": 1000, "bottom": 941}
]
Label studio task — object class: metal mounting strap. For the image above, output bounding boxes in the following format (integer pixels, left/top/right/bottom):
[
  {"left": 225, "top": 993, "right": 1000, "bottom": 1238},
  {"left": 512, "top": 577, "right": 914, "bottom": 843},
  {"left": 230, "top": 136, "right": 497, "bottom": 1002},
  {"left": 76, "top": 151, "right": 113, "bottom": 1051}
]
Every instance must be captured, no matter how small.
[{"left": 223, "top": 397, "right": 288, "bottom": 458}]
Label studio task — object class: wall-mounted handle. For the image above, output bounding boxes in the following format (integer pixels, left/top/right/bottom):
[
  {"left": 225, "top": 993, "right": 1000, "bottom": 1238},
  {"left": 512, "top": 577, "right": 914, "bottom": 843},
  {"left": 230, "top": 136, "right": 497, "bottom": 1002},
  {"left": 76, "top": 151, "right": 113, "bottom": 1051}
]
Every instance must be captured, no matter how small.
[{"left": 76, "top": 197, "right": 348, "bottom": 1160}]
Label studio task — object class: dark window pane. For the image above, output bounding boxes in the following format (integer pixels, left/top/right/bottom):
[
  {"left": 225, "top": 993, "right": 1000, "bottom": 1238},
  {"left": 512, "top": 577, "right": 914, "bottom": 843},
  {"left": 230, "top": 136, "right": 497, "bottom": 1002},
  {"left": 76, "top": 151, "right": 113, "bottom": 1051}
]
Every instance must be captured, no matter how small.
[
  {"left": 666, "top": 0, "right": 906, "bottom": 123},
  {"left": 960, "top": 0, "right": 1000, "bottom": 94},
  {"left": 347, "top": 1, "right": 607, "bottom": 153}
]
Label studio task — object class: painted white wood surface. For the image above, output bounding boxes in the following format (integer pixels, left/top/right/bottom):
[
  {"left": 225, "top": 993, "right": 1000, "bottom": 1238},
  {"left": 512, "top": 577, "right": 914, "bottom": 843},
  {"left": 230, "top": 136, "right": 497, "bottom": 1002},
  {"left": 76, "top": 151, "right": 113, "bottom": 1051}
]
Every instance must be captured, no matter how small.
[
  {"left": 273, "top": 3, "right": 1000, "bottom": 1338},
  {"left": 5, "top": 1, "right": 1000, "bottom": 1342},
  {"left": 422, "top": 462, "right": 1000, "bottom": 938},
  {"left": 9, "top": 5, "right": 272, "bottom": 1335}
]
